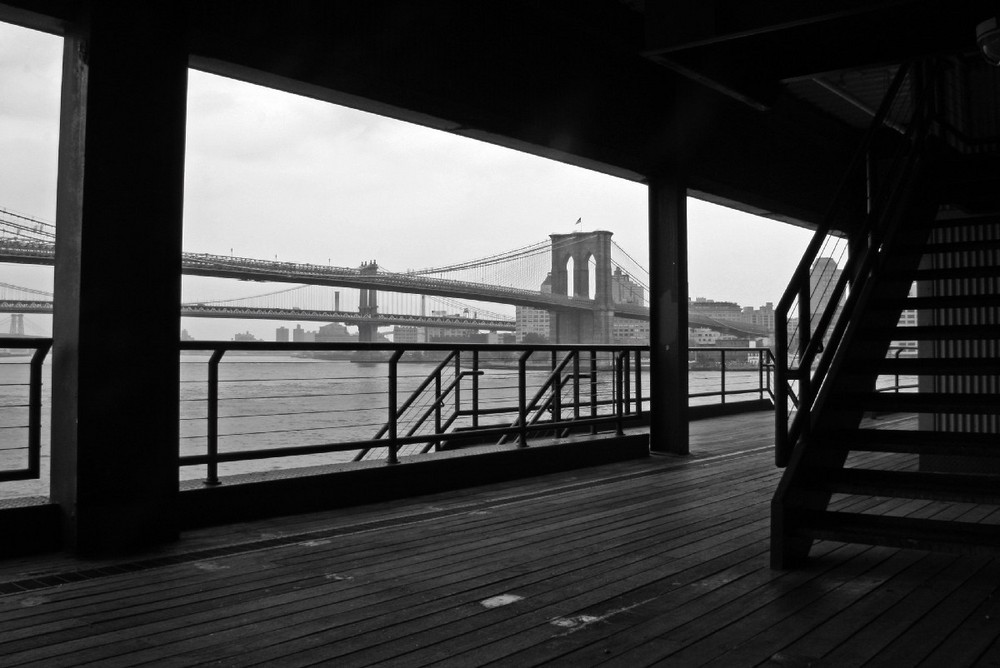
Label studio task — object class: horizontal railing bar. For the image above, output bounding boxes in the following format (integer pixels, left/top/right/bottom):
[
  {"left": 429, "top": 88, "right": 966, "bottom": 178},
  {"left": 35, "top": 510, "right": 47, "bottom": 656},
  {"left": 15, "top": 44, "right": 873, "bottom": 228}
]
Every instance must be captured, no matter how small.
[
  {"left": 181, "top": 341, "right": 646, "bottom": 353},
  {"left": 0, "top": 470, "right": 35, "bottom": 482},
  {"left": 689, "top": 388, "right": 774, "bottom": 399},
  {"left": 179, "top": 413, "right": 643, "bottom": 466}
]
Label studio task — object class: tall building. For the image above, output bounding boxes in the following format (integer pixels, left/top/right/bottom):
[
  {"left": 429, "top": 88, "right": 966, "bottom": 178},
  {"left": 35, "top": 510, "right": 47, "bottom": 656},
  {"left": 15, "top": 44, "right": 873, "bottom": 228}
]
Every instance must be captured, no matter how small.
[
  {"left": 292, "top": 324, "right": 316, "bottom": 343},
  {"left": 740, "top": 302, "right": 776, "bottom": 333},
  {"left": 516, "top": 273, "right": 552, "bottom": 343},
  {"left": 611, "top": 267, "right": 649, "bottom": 344},
  {"left": 809, "top": 257, "right": 843, "bottom": 321},
  {"left": 315, "top": 322, "right": 357, "bottom": 343},
  {"left": 611, "top": 267, "right": 644, "bottom": 305},
  {"left": 275, "top": 326, "right": 289, "bottom": 342}
]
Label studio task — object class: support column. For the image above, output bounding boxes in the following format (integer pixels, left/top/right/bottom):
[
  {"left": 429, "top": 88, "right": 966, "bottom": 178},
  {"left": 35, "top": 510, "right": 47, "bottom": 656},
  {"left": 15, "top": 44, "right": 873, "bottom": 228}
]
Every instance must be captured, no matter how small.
[
  {"left": 648, "top": 171, "right": 689, "bottom": 454},
  {"left": 52, "top": 2, "right": 188, "bottom": 554}
]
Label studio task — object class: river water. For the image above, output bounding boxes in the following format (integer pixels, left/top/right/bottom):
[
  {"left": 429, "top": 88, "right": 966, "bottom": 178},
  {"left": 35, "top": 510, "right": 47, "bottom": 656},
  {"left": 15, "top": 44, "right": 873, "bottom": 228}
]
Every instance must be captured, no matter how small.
[{"left": 0, "top": 353, "right": 893, "bottom": 499}]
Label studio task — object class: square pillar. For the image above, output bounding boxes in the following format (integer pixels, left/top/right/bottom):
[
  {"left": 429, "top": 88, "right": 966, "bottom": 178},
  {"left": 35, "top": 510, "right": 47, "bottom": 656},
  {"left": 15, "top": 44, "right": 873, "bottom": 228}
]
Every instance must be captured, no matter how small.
[
  {"left": 52, "top": 2, "right": 188, "bottom": 554},
  {"left": 648, "top": 171, "right": 689, "bottom": 454}
]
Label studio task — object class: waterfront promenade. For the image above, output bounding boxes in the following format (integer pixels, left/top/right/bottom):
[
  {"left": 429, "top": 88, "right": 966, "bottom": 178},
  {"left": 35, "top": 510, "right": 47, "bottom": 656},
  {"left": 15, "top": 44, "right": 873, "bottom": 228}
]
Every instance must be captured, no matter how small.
[{"left": 2, "top": 412, "right": 998, "bottom": 666}]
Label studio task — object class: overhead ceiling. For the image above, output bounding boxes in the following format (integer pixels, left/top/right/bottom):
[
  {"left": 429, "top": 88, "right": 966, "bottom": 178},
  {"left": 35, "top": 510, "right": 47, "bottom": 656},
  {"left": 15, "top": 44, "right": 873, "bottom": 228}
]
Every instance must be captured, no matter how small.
[{"left": 1, "top": 0, "right": 997, "bottom": 226}]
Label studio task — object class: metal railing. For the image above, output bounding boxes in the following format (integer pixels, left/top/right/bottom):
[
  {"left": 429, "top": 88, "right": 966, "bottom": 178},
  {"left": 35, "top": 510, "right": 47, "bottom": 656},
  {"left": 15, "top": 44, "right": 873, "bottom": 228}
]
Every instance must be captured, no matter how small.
[
  {"left": 0, "top": 341, "right": 778, "bottom": 490},
  {"left": 689, "top": 346, "right": 776, "bottom": 406},
  {"left": 877, "top": 345, "right": 920, "bottom": 394},
  {"left": 180, "top": 341, "right": 647, "bottom": 485},
  {"left": 0, "top": 337, "right": 52, "bottom": 482},
  {"left": 774, "top": 60, "right": 936, "bottom": 466}
]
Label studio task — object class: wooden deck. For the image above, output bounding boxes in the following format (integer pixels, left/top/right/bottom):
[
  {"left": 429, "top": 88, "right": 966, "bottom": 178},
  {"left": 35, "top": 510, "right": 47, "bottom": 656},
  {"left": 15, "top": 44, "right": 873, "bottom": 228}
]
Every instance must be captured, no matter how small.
[{"left": 2, "top": 412, "right": 1000, "bottom": 666}]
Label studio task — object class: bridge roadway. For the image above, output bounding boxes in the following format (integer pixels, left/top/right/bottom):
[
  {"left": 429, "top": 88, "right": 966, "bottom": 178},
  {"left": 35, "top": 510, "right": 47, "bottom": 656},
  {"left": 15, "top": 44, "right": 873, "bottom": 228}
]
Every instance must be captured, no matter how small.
[
  {"left": 0, "top": 240, "right": 610, "bottom": 314},
  {"left": 0, "top": 240, "right": 769, "bottom": 338},
  {"left": 0, "top": 300, "right": 515, "bottom": 331}
]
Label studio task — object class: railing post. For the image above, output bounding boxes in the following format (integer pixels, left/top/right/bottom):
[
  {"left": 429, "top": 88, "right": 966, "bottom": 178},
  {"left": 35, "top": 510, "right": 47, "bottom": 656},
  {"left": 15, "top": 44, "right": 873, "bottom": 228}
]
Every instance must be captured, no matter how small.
[
  {"left": 758, "top": 348, "right": 764, "bottom": 400},
  {"left": 615, "top": 352, "right": 625, "bottom": 436},
  {"left": 720, "top": 349, "right": 727, "bottom": 405},
  {"left": 26, "top": 342, "right": 52, "bottom": 479},
  {"left": 387, "top": 349, "right": 404, "bottom": 464},
  {"left": 518, "top": 350, "right": 530, "bottom": 448},
  {"left": 634, "top": 349, "right": 642, "bottom": 417},
  {"left": 453, "top": 351, "right": 461, "bottom": 423},
  {"left": 434, "top": 368, "right": 443, "bottom": 451},
  {"left": 893, "top": 347, "right": 903, "bottom": 393},
  {"left": 572, "top": 351, "right": 581, "bottom": 423},
  {"left": 775, "top": 320, "right": 789, "bottom": 467},
  {"left": 590, "top": 349, "right": 598, "bottom": 435},
  {"left": 472, "top": 350, "right": 480, "bottom": 429},
  {"left": 205, "top": 348, "right": 225, "bottom": 486},
  {"left": 623, "top": 349, "right": 632, "bottom": 414},
  {"left": 552, "top": 350, "right": 562, "bottom": 433}
]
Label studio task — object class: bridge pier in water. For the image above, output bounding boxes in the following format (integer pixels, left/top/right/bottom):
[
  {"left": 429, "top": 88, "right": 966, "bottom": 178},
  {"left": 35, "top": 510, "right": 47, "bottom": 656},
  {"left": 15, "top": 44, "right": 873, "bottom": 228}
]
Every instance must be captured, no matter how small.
[
  {"left": 548, "top": 231, "right": 615, "bottom": 345},
  {"left": 358, "top": 261, "right": 379, "bottom": 343}
]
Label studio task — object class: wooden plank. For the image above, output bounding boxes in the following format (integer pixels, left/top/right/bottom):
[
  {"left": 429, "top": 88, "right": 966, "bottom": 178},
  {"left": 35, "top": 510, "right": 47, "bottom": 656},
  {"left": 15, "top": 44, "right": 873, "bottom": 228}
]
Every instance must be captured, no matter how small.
[
  {"left": 0, "top": 449, "right": 778, "bottom": 665},
  {"left": 3, "top": 413, "right": 1000, "bottom": 667}
]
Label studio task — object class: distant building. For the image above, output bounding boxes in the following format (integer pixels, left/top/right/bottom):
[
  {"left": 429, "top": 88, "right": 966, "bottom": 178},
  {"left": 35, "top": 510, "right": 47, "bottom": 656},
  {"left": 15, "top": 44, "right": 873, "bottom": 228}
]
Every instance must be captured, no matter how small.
[
  {"left": 275, "top": 326, "right": 289, "bottom": 342},
  {"left": 611, "top": 267, "right": 644, "bottom": 305},
  {"left": 233, "top": 331, "right": 259, "bottom": 342},
  {"left": 316, "top": 322, "right": 357, "bottom": 343},
  {"left": 516, "top": 273, "right": 552, "bottom": 343},
  {"left": 689, "top": 327, "right": 724, "bottom": 346},
  {"left": 613, "top": 319, "right": 649, "bottom": 345},
  {"left": 488, "top": 332, "right": 516, "bottom": 345},
  {"left": 740, "top": 302, "right": 776, "bottom": 333},
  {"left": 427, "top": 310, "right": 478, "bottom": 341},
  {"left": 180, "top": 329, "right": 195, "bottom": 341},
  {"left": 810, "top": 257, "right": 843, "bottom": 320},
  {"left": 690, "top": 297, "right": 742, "bottom": 321},
  {"left": 292, "top": 324, "right": 316, "bottom": 343},
  {"left": 392, "top": 326, "right": 423, "bottom": 344},
  {"left": 611, "top": 268, "right": 649, "bottom": 344}
]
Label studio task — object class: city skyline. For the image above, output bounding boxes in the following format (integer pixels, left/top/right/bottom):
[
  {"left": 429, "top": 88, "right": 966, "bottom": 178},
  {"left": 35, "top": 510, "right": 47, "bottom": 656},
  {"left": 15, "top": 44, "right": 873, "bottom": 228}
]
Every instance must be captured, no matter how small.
[{"left": 1, "top": 20, "right": 815, "bottom": 340}]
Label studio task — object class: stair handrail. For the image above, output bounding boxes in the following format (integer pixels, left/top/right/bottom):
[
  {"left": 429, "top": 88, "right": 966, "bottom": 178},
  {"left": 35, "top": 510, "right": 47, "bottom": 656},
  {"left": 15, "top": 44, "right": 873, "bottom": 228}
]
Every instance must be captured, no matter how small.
[
  {"left": 499, "top": 349, "right": 579, "bottom": 445},
  {"left": 775, "top": 61, "right": 923, "bottom": 466}
]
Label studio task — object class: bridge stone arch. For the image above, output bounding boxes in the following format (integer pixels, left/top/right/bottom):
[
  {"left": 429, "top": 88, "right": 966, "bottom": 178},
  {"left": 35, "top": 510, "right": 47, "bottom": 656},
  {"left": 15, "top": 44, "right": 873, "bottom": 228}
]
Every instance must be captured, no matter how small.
[{"left": 549, "top": 231, "right": 615, "bottom": 344}]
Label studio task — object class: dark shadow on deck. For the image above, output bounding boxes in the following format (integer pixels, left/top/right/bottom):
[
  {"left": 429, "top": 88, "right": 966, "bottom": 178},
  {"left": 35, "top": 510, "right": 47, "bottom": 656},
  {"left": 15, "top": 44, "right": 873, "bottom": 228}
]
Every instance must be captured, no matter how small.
[{"left": 3, "top": 413, "right": 998, "bottom": 665}]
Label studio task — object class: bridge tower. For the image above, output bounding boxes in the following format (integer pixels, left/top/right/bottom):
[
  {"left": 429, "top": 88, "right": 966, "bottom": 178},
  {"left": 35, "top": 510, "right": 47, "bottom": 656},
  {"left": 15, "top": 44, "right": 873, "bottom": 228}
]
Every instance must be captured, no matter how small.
[
  {"left": 9, "top": 314, "right": 24, "bottom": 336},
  {"left": 548, "top": 231, "right": 615, "bottom": 344},
  {"left": 357, "top": 261, "right": 380, "bottom": 343}
]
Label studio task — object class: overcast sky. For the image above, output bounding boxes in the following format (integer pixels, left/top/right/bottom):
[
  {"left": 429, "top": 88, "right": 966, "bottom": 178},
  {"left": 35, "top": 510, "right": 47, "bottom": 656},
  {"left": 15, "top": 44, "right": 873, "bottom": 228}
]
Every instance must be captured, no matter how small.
[{"left": 0, "top": 21, "right": 813, "bottom": 340}]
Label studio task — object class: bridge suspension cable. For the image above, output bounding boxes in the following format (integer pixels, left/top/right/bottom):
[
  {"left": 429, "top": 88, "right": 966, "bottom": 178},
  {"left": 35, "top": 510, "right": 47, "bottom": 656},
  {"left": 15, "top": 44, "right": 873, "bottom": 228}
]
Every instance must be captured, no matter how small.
[
  {"left": 188, "top": 284, "right": 514, "bottom": 321},
  {"left": 0, "top": 281, "right": 53, "bottom": 300},
  {"left": 0, "top": 208, "right": 56, "bottom": 242},
  {"left": 406, "top": 239, "right": 550, "bottom": 275}
]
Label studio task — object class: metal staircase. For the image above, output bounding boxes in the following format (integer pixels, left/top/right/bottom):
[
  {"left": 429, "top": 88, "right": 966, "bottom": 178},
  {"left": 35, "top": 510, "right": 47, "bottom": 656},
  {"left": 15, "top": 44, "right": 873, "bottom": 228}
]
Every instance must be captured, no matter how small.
[{"left": 771, "top": 59, "right": 1000, "bottom": 567}]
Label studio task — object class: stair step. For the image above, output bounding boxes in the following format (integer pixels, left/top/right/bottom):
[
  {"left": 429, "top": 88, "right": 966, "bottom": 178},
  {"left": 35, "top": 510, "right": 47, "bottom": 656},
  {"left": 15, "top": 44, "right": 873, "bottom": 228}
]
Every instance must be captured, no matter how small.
[
  {"left": 925, "top": 215, "right": 1000, "bottom": 230},
  {"left": 797, "top": 510, "right": 1000, "bottom": 554},
  {"left": 905, "top": 267, "right": 1000, "bottom": 281},
  {"left": 860, "top": 324, "right": 998, "bottom": 341},
  {"left": 834, "top": 392, "right": 1000, "bottom": 414},
  {"left": 873, "top": 295, "right": 1000, "bottom": 310},
  {"left": 896, "top": 240, "right": 1000, "bottom": 254},
  {"left": 819, "top": 468, "right": 1000, "bottom": 504},
  {"left": 819, "top": 428, "right": 1000, "bottom": 456},
  {"left": 845, "top": 357, "right": 1000, "bottom": 375}
]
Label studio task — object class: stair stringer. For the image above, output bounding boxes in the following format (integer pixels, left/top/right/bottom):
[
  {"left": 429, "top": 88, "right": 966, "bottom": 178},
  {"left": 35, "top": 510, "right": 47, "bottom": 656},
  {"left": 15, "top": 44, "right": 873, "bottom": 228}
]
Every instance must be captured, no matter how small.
[{"left": 771, "top": 166, "right": 942, "bottom": 568}]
